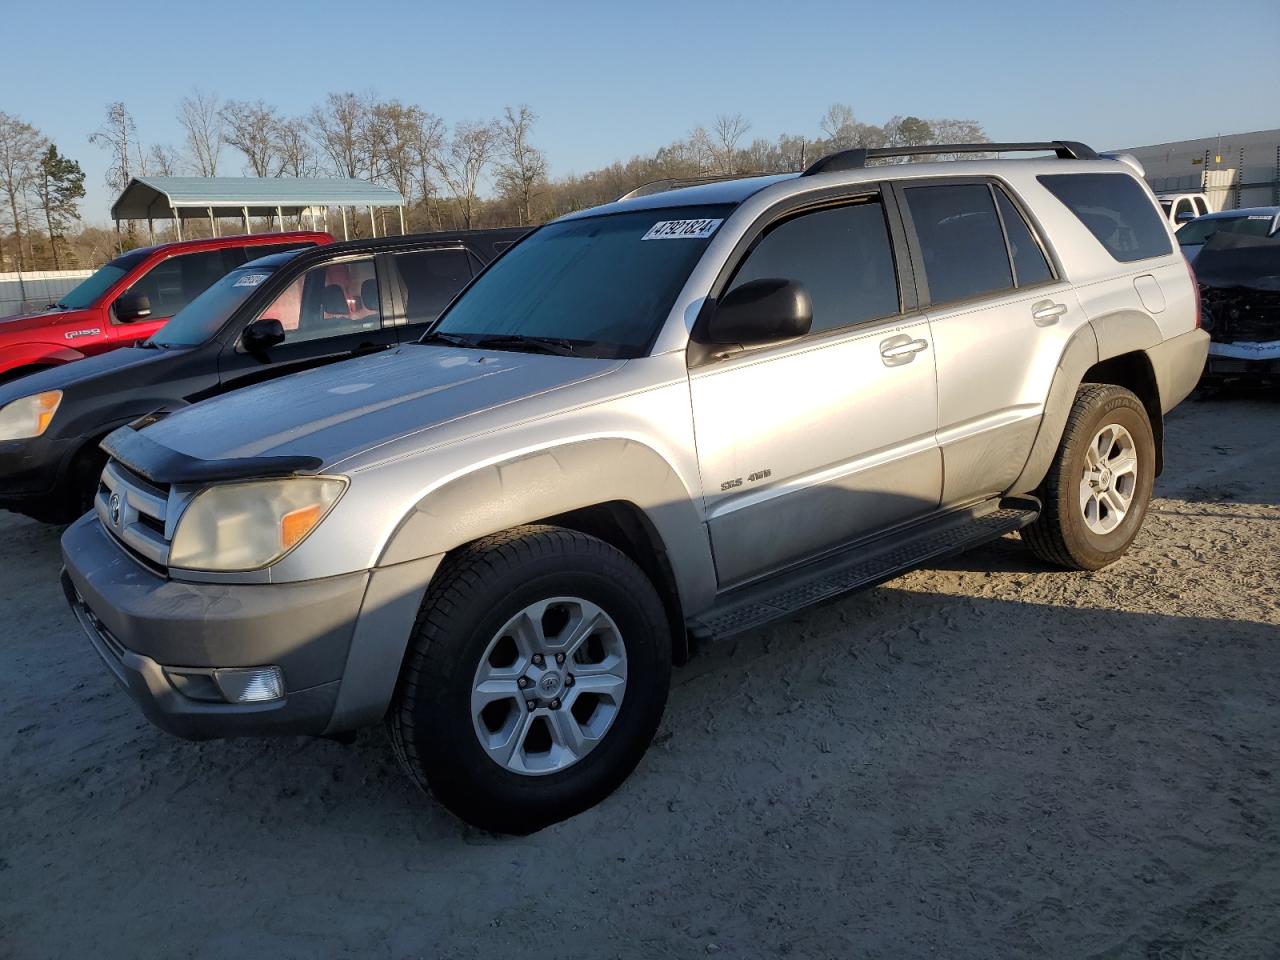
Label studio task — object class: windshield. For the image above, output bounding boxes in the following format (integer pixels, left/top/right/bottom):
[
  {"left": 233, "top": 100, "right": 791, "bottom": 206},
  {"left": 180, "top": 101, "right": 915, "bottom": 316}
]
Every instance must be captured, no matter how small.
[
  {"left": 150, "top": 265, "right": 278, "bottom": 346},
  {"left": 432, "top": 204, "right": 733, "bottom": 358},
  {"left": 56, "top": 249, "right": 148, "bottom": 309},
  {"left": 1178, "top": 214, "right": 1277, "bottom": 246}
]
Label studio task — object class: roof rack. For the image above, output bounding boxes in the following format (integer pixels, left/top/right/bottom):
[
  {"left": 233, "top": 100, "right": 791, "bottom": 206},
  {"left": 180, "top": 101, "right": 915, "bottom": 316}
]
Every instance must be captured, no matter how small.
[
  {"left": 616, "top": 172, "right": 774, "bottom": 202},
  {"left": 801, "top": 140, "right": 1098, "bottom": 177}
]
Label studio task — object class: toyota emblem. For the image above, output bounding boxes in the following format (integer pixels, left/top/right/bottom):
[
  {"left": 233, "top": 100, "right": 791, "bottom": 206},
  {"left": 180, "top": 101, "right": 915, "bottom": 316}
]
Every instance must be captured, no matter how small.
[{"left": 108, "top": 493, "right": 122, "bottom": 527}]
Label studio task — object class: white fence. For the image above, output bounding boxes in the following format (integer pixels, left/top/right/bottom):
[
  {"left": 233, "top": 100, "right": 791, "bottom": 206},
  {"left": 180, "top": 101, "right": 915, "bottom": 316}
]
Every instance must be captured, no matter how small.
[{"left": 0, "top": 270, "right": 94, "bottom": 319}]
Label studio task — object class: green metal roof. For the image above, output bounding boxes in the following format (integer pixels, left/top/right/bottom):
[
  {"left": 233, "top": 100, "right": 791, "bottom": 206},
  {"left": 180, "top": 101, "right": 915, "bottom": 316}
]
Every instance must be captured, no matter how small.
[{"left": 112, "top": 176, "right": 404, "bottom": 220}]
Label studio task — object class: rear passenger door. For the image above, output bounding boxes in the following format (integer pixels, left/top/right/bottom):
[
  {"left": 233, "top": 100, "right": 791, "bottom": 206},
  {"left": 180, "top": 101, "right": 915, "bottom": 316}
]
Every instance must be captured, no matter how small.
[
  {"left": 217, "top": 255, "right": 399, "bottom": 391},
  {"left": 895, "top": 179, "right": 1088, "bottom": 507},
  {"left": 384, "top": 246, "right": 475, "bottom": 342},
  {"left": 689, "top": 189, "right": 942, "bottom": 586}
]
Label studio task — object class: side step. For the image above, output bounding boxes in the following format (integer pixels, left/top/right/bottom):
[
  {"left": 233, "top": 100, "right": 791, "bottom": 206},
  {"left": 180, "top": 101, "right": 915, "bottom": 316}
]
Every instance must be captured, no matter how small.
[{"left": 689, "top": 497, "right": 1039, "bottom": 640}]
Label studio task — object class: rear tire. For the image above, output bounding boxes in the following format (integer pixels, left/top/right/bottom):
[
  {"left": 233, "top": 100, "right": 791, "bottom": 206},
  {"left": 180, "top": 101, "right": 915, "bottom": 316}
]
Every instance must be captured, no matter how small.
[
  {"left": 389, "top": 525, "right": 671, "bottom": 834},
  {"left": 1022, "top": 384, "right": 1155, "bottom": 570}
]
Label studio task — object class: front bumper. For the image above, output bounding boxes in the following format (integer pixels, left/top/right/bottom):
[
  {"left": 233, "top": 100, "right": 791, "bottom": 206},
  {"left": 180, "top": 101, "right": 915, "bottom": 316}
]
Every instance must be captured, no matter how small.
[
  {"left": 1205, "top": 340, "right": 1280, "bottom": 380},
  {"left": 0, "top": 433, "right": 78, "bottom": 513},
  {"left": 61, "top": 512, "right": 387, "bottom": 740}
]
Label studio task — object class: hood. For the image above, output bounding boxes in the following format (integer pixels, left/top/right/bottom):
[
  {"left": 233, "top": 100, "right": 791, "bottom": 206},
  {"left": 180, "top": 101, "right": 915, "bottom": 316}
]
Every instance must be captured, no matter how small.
[
  {"left": 0, "top": 306, "right": 92, "bottom": 332},
  {"left": 136, "top": 345, "right": 624, "bottom": 467},
  {"left": 0, "top": 343, "right": 172, "bottom": 406}
]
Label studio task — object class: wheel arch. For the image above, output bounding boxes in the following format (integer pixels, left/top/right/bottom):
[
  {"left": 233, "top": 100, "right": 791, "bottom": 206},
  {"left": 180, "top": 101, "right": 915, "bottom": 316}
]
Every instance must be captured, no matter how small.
[
  {"left": 1010, "top": 310, "right": 1168, "bottom": 495},
  {"left": 376, "top": 437, "right": 718, "bottom": 633}
]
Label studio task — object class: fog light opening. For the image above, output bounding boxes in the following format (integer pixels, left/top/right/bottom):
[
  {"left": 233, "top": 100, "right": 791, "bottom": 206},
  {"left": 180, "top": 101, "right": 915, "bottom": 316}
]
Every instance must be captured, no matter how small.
[{"left": 213, "top": 666, "right": 285, "bottom": 704}]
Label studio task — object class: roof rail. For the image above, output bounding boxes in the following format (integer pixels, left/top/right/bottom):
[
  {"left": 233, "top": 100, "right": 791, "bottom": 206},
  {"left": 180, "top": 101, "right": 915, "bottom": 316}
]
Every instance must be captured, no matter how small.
[
  {"left": 616, "top": 172, "right": 774, "bottom": 202},
  {"left": 801, "top": 140, "right": 1099, "bottom": 177}
]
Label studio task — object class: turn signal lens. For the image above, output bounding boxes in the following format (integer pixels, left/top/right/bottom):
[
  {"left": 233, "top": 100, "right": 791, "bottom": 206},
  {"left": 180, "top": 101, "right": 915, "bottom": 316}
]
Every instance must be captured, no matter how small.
[
  {"left": 0, "top": 390, "right": 62, "bottom": 441},
  {"left": 281, "top": 503, "right": 324, "bottom": 549}
]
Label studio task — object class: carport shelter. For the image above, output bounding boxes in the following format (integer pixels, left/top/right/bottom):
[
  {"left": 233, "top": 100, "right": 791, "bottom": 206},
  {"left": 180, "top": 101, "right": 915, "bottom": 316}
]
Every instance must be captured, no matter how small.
[{"left": 111, "top": 176, "right": 406, "bottom": 242}]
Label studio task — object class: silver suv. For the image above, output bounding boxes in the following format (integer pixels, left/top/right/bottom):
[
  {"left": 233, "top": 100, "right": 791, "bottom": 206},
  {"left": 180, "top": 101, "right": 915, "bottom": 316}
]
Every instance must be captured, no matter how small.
[{"left": 62, "top": 141, "right": 1208, "bottom": 833}]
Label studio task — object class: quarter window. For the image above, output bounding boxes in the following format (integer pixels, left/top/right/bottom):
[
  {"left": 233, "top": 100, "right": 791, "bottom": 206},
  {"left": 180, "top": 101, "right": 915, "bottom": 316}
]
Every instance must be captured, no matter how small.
[
  {"left": 1038, "top": 173, "right": 1173, "bottom": 262},
  {"left": 727, "top": 198, "right": 899, "bottom": 335},
  {"left": 995, "top": 189, "right": 1053, "bottom": 286},
  {"left": 257, "top": 258, "right": 382, "bottom": 344},
  {"left": 904, "top": 183, "right": 1013, "bottom": 304}
]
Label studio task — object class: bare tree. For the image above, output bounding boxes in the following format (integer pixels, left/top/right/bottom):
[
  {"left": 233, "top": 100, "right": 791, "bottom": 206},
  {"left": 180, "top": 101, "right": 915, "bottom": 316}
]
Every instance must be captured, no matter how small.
[
  {"left": 712, "top": 113, "right": 751, "bottom": 174},
  {"left": 0, "top": 111, "right": 47, "bottom": 270},
  {"left": 275, "top": 118, "right": 317, "bottom": 177},
  {"left": 436, "top": 121, "right": 497, "bottom": 229},
  {"left": 148, "top": 143, "right": 181, "bottom": 177},
  {"left": 310, "top": 92, "right": 366, "bottom": 178},
  {"left": 89, "top": 101, "right": 141, "bottom": 192},
  {"left": 178, "top": 89, "right": 223, "bottom": 176},
  {"left": 496, "top": 105, "right": 547, "bottom": 225},
  {"left": 221, "top": 99, "right": 282, "bottom": 176}
]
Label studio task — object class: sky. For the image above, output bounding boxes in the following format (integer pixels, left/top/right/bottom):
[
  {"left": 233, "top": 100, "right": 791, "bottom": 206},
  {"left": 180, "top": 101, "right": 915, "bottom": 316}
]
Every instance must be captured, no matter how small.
[{"left": 6, "top": 0, "right": 1278, "bottom": 223}]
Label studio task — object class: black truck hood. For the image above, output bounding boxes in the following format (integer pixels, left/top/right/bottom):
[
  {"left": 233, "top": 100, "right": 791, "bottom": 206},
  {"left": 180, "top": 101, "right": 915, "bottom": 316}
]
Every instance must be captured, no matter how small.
[{"left": 0, "top": 345, "right": 181, "bottom": 407}]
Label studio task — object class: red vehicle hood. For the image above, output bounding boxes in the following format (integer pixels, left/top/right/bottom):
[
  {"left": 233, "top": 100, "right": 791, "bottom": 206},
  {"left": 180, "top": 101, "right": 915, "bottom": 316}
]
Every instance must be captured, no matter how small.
[{"left": 0, "top": 306, "right": 98, "bottom": 337}]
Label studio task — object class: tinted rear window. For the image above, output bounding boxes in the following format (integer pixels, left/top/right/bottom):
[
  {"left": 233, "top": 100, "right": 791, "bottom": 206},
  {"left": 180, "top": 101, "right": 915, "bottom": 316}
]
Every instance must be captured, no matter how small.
[{"left": 1038, "top": 173, "right": 1172, "bottom": 263}]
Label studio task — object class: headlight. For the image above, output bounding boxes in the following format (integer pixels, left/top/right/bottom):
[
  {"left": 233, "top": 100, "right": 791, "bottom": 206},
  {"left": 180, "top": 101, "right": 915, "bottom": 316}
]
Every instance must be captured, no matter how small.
[
  {"left": 170, "top": 477, "right": 346, "bottom": 571},
  {"left": 0, "top": 391, "right": 62, "bottom": 441}
]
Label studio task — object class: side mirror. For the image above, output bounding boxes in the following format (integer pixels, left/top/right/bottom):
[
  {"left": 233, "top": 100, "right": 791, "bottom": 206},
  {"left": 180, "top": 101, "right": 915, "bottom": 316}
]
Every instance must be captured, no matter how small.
[
  {"left": 242, "top": 318, "right": 286, "bottom": 353},
  {"left": 708, "top": 278, "right": 812, "bottom": 346},
  {"left": 114, "top": 292, "right": 152, "bottom": 323},
  {"left": 1176, "top": 211, "right": 1196, "bottom": 223}
]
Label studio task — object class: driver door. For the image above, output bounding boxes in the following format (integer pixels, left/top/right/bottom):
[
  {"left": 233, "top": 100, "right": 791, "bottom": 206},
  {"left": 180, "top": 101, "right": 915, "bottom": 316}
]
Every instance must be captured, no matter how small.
[
  {"left": 218, "top": 255, "right": 398, "bottom": 392},
  {"left": 688, "top": 191, "right": 942, "bottom": 587}
]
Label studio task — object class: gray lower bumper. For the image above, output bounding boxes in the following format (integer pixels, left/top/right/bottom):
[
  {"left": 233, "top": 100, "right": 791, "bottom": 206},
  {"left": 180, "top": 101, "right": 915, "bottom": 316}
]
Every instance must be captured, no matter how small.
[{"left": 60, "top": 513, "right": 439, "bottom": 740}]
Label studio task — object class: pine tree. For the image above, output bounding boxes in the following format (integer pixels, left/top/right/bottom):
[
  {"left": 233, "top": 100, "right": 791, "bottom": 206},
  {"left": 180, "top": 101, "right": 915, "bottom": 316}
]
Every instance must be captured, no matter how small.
[{"left": 36, "top": 145, "right": 85, "bottom": 269}]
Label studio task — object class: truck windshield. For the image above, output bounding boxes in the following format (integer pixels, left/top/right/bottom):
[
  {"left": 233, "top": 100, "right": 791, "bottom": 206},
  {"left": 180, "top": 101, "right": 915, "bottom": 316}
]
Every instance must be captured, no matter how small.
[
  {"left": 432, "top": 204, "right": 733, "bottom": 358},
  {"left": 56, "top": 250, "right": 147, "bottom": 309},
  {"left": 1178, "top": 214, "right": 1277, "bottom": 246},
  {"left": 150, "top": 265, "right": 278, "bottom": 346}
]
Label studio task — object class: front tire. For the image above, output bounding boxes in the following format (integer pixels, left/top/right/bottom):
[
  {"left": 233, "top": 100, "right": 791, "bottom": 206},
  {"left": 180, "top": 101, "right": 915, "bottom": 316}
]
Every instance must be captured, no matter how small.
[
  {"left": 389, "top": 525, "right": 671, "bottom": 834},
  {"left": 1023, "top": 383, "right": 1156, "bottom": 570}
]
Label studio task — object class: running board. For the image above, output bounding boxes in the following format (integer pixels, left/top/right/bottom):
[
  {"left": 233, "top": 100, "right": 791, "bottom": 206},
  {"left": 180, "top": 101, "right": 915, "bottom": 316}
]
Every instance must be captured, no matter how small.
[{"left": 689, "top": 497, "right": 1039, "bottom": 640}]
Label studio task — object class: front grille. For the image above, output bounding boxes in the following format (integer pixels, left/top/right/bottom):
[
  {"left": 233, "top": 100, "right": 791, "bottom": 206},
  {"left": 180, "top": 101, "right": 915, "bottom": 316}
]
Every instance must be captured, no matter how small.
[{"left": 97, "top": 459, "right": 172, "bottom": 568}]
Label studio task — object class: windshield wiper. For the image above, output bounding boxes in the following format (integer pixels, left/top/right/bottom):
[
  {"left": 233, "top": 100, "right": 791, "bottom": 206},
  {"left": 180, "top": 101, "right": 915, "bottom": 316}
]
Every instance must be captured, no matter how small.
[
  {"left": 137, "top": 340, "right": 167, "bottom": 350},
  {"left": 470, "top": 334, "right": 578, "bottom": 357},
  {"left": 419, "top": 331, "right": 476, "bottom": 348}
]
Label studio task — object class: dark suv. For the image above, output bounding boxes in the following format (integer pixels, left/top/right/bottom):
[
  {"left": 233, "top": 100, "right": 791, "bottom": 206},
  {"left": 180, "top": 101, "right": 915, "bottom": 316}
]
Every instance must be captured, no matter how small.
[{"left": 0, "top": 228, "right": 524, "bottom": 521}]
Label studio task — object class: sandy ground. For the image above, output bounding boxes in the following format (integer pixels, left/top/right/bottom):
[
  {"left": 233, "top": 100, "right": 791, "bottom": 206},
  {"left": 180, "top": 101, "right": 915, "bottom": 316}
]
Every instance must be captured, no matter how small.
[{"left": 1, "top": 394, "right": 1277, "bottom": 959}]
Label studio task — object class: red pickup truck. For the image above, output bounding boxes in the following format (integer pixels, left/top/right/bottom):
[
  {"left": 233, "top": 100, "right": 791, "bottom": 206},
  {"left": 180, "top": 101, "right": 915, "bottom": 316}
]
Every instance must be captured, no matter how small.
[{"left": 0, "top": 232, "right": 331, "bottom": 384}]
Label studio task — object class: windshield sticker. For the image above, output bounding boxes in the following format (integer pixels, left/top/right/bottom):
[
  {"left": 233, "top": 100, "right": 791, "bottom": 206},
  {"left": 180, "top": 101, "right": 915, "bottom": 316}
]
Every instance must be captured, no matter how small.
[
  {"left": 1246, "top": 215, "right": 1271, "bottom": 220},
  {"left": 233, "top": 273, "right": 270, "bottom": 287},
  {"left": 642, "top": 219, "right": 724, "bottom": 241}
]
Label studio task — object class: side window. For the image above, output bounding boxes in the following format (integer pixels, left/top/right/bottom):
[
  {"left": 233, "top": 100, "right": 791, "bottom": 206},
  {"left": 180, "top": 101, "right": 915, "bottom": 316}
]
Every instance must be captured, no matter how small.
[
  {"left": 1194, "top": 197, "right": 1209, "bottom": 216},
  {"left": 726, "top": 198, "right": 899, "bottom": 335},
  {"left": 1173, "top": 198, "right": 1196, "bottom": 224},
  {"left": 256, "top": 258, "right": 382, "bottom": 345},
  {"left": 390, "top": 248, "right": 473, "bottom": 326},
  {"left": 125, "top": 249, "right": 233, "bottom": 318},
  {"left": 994, "top": 189, "right": 1053, "bottom": 286},
  {"left": 904, "top": 183, "right": 1013, "bottom": 304},
  {"left": 1037, "top": 173, "right": 1173, "bottom": 262}
]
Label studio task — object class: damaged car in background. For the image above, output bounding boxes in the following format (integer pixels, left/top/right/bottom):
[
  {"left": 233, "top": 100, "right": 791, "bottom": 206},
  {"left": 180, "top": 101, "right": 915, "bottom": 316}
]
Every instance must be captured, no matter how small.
[{"left": 1195, "top": 231, "right": 1280, "bottom": 385}]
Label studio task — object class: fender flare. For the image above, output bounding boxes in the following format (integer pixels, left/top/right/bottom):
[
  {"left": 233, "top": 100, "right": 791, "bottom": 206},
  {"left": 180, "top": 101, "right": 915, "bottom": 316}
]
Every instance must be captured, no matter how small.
[
  {"left": 1009, "top": 309, "right": 1165, "bottom": 496},
  {"left": 378, "top": 437, "right": 718, "bottom": 614}
]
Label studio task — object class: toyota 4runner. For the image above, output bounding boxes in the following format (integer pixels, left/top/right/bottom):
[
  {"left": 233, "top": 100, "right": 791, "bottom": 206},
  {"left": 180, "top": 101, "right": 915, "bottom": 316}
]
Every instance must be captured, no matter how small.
[{"left": 62, "top": 141, "right": 1208, "bottom": 834}]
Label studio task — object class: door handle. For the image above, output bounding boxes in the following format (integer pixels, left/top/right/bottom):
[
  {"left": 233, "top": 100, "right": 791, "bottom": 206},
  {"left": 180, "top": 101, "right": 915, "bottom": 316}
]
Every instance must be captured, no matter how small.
[
  {"left": 1031, "top": 300, "right": 1068, "bottom": 326},
  {"left": 879, "top": 335, "right": 929, "bottom": 366}
]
